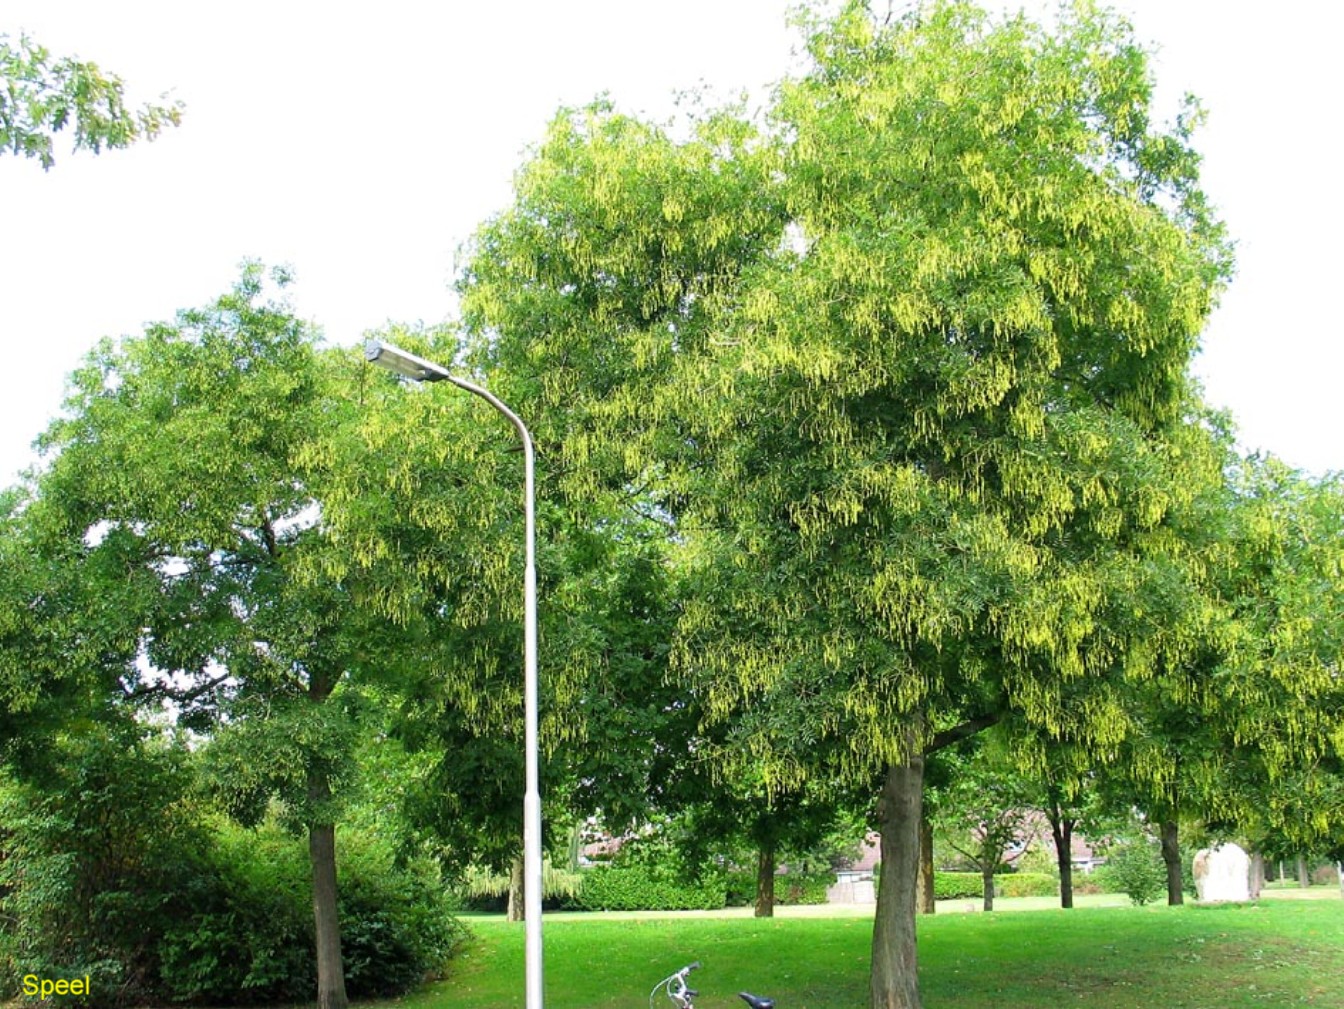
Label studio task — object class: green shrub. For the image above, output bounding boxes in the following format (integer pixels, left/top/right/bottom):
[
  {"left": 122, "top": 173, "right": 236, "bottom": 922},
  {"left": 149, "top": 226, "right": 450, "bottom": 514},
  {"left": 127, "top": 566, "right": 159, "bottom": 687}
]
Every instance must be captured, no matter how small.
[
  {"left": 1072, "top": 873, "right": 1108, "bottom": 896},
  {"left": 720, "top": 869, "right": 830, "bottom": 908},
  {"left": 995, "top": 872, "right": 1058, "bottom": 898},
  {"left": 569, "top": 865, "right": 728, "bottom": 911},
  {"left": 158, "top": 823, "right": 466, "bottom": 1003},
  {"left": 1103, "top": 839, "right": 1166, "bottom": 906},
  {"left": 777, "top": 872, "right": 832, "bottom": 905},
  {"left": 933, "top": 872, "right": 983, "bottom": 899},
  {"left": 335, "top": 833, "right": 467, "bottom": 997},
  {"left": 156, "top": 827, "right": 312, "bottom": 1003},
  {"left": 0, "top": 730, "right": 465, "bottom": 1007},
  {"left": 0, "top": 728, "right": 212, "bottom": 1006},
  {"left": 724, "top": 869, "right": 755, "bottom": 907}
]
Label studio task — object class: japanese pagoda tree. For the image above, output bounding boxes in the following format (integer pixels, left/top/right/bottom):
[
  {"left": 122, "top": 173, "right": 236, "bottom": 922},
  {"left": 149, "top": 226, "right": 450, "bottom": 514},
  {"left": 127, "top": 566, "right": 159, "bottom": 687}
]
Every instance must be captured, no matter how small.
[
  {"left": 456, "top": 3, "right": 1231, "bottom": 1005},
  {"left": 23, "top": 271, "right": 530, "bottom": 1009}
]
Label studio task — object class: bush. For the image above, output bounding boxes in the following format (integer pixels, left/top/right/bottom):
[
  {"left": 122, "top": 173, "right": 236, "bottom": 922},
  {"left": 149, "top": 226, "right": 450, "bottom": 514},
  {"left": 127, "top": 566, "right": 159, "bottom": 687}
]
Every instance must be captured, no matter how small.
[
  {"left": 1072, "top": 874, "right": 1108, "bottom": 896},
  {"left": 933, "top": 872, "right": 983, "bottom": 900},
  {"left": 995, "top": 872, "right": 1058, "bottom": 898},
  {"left": 0, "top": 730, "right": 465, "bottom": 1006},
  {"left": 724, "top": 869, "right": 755, "bottom": 907},
  {"left": 158, "top": 823, "right": 466, "bottom": 1003},
  {"left": 1311, "top": 864, "right": 1340, "bottom": 887},
  {"left": 718, "top": 869, "right": 830, "bottom": 908},
  {"left": 569, "top": 865, "right": 728, "bottom": 911},
  {"left": 0, "top": 728, "right": 213, "bottom": 1006},
  {"left": 777, "top": 872, "right": 832, "bottom": 905},
  {"left": 1102, "top": 839, "right": 1166, "bottom": 906}
]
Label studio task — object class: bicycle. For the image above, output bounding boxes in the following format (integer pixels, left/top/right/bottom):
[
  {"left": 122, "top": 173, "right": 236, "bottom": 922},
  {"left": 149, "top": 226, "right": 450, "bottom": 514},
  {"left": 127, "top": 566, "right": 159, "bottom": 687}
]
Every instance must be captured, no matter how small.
[{"left": 649, "top": 961, "right": 774, "bottom": 1009}]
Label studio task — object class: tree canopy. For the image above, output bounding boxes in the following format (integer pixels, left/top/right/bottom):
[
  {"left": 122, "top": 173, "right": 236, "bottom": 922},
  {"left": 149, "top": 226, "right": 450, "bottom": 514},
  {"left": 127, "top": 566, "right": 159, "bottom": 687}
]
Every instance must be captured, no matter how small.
[
  {"left": 1, "top": 32, "right": 181, "bottom": 168},
  {"left": 458, "top": 3, "right": 1233, "bottom": 1006}
]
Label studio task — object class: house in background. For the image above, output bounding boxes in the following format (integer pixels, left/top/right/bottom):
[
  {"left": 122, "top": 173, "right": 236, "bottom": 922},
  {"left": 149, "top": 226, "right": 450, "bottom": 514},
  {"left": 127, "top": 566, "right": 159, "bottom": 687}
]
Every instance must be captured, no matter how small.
[{"left": 826, "top": 825, "right": 1107, "bottom": 905}]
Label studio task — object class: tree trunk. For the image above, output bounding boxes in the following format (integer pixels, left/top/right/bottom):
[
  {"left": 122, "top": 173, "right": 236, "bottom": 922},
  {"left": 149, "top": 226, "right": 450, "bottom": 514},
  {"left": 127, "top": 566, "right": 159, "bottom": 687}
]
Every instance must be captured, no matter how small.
[
  {"left": 755, "top": 844, "right": 776, "bottom": 918},
  {"left": 1160, "top": 821, "right": 1183, "bottom": 906},
  {"left": 870, "top": 745, "right": 924, "bottom": 1009},
  {"left": 1298, "top": 854, "right": 1310, "bottom": 888},
  {"left": 1249, "top": 852, "right": 1264, "bottom": 899},
  {"left": 1336, "top": 862, "right": 1343, "bottom": 898},
  {"left": 917, "top": 816, "right": 935, "bottom": 915},
  {"left": 981, "top": 865, "right": 994, "bottom": 913},
  {"left": 507, "top": 855, "right": 525, "bottom": 922},
  {"left": 1049, "top": 815, "right": 1074, "bottom": 909},
  {"left": 308, "top": 768, "right": 348, "bottom": 1009}
]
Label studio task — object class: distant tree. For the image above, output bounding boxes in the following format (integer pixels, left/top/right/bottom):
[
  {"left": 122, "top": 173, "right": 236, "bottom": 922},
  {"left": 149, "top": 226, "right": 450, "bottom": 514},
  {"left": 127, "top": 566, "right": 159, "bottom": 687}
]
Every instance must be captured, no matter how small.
[
  {"left": 1, "top": 33, "right": 181, "bottom": 168},
  {"left": 933, "top": 740, "right": 1039, "bottom": 912},
  {"left": 1199, "top": 459, "right": 1344, "bottom": 873}
]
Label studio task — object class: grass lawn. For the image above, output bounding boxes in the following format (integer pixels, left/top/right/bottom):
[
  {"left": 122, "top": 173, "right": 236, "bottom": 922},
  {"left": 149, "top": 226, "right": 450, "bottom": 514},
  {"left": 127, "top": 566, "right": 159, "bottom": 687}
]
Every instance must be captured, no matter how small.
[{"left": 393, "top": 897, "right": 1344, "bottom": 1009}]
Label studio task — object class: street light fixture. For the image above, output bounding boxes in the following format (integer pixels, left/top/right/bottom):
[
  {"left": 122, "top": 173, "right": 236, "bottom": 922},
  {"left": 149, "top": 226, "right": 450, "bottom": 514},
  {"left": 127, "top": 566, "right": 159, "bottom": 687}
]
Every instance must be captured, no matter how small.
[{"left": 364, "top": 338, "right": 544, "bottom": 1009}]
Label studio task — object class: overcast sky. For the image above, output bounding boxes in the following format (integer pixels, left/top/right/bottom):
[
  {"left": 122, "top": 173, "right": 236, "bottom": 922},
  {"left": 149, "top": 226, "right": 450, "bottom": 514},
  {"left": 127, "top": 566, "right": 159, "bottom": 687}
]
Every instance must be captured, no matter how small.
[{"left": 3, "top": 1, "right": 1341, "bottom": 486}]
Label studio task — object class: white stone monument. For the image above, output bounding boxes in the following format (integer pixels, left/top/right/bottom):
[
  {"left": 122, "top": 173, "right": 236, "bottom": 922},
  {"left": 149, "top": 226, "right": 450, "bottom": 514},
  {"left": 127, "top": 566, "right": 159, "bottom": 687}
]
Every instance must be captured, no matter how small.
[{"left": 1193, "top": 842, "right": 1251, "bottom": 902}]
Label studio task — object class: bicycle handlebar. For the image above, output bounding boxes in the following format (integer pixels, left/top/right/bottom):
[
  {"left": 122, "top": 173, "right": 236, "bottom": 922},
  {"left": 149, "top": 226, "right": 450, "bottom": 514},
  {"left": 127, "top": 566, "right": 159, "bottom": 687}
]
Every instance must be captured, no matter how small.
[{"left": 651, "top": 961, "right": 704, "bottom": 1009}]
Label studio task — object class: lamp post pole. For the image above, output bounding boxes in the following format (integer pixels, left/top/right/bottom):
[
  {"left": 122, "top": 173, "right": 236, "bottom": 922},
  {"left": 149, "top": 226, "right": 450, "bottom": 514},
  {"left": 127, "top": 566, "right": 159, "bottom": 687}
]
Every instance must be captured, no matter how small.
[{"left": 364, "top": 339, "right": 543, "bottom": 1009}]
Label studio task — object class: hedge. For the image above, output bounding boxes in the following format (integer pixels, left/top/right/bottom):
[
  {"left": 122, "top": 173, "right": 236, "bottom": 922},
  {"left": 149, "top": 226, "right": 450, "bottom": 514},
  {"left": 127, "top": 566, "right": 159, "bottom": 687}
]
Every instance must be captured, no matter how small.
[
  {"left": 778, "top": 872, "right": 832, "bottom": 905},
  {"left": 995, "top": 872, "right": 1058, "bottom": 898},
  {"left": 920, "top": 872, "right": 1059, "bottom": 900},
  {"left": 568, "top": 865, "right": 728, "bottom": 911},
  {"left": 933, "top": 872, "right": 983, "bottom": 899}
]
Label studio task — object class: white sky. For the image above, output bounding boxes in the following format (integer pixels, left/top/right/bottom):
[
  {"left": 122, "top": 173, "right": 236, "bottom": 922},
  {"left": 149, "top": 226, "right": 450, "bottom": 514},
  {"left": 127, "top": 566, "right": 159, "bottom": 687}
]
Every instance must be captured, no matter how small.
[{"left": 2, "top": 1, "right": 1341, "bottom": 484}]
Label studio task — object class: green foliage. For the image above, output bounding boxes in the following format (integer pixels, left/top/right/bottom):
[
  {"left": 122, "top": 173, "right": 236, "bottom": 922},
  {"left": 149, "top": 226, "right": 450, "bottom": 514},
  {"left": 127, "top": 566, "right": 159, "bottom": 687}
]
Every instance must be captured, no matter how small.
[
  {"left": 722, "top": 870, "right": 832, "bottom": 906},
  {"left": 0, "top": 732, "right": 463, "bottom": 1006},
  {"left": 933, "top": 739, "right": 1040, "bottom": 882},
  {"left": 777, "top": 872, "right": 833, "bottom": 905},
  {"left": 1100, "top": 839, "right": 1166, "bottom": 906},
  {"left": 158, "top": 822, "right": 464, "bottom": 1003},
  {"left": 932, "top": 873, "right": 982, "bottom": 900},
  {"left": 0, "top": 726, "right": 209, "bottom": 1005},
  {"left": 155, "top": 825, "right": 312, "bottom": 1004},
  {"left": 456, "top": 860, "right": 586, "bottom": 909},
  {"left": 567, "top": 865, "right": 728, "bottom": 912},
  {"left": 20, "top": 267, "right": 524, "bottom": 1007},
  {"left": 1, "top": 33, "right": 182, "bottom": 168},
  {"left": 994, "top": 873, "right": 1058, "bottom": 899},
  {"left": 921, "top": 871, "right": 1055, "bottom": 900},
  {"left": 460, "top": 0, "right": 1233, "bottom": 809}
]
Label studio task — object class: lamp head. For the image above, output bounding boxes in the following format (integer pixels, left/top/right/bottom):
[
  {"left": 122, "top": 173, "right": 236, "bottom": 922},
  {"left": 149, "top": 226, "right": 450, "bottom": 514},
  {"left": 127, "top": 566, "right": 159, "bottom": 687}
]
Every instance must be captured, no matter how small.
[{"left": 363, "top": 339, "right": 451, "bottom": 382}]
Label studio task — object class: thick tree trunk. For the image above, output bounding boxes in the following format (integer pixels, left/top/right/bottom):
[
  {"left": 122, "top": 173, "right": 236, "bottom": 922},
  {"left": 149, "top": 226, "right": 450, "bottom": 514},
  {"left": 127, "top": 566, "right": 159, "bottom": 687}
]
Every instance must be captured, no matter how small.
[
  {"left": 507, "top": 855, "right": 525, "bottom": 922},
  {"left": 1336, "top": 862, "right": 1343, "bottom": 898},
  {"left": 308, "top": 768, "right": 348, "bottom": 1009},
  {"left": 1160, "top": 821, "right": 1183, "bottom": 906},
  {"left": 755, "top": 844, "right": 776, "bottom": 918},
  {"left": 1049, "top": 816, "right": 1074, "bottom": 909},
  {"left": 917, "top": 817, "right": 936, "bottom": 915},
  {"left": 1297, "top": 855, "right": 1310, "bottom": 888},
  {"left": 1249, "top": 852, "right": 1264, "bottom": 899},
  {"left": 870, "top": 747, "right": 924, "bottom": 1009},
  {"left": 981, "top": 866, "right": 994, "bottom": 912}
]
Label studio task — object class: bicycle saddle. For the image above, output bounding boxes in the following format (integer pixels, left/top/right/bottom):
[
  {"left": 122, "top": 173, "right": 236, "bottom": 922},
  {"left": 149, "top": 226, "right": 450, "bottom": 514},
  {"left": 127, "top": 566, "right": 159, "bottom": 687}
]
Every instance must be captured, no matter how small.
[{"left": 738, "top": 994, "right": 775, "bottom": 1009}]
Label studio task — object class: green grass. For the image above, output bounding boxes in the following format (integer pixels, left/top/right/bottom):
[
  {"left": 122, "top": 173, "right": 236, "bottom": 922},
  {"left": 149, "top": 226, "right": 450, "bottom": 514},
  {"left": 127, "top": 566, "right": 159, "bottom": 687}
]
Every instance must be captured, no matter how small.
[{"left": 392, "top": 899, "right": 1344, "bottom": 1009}]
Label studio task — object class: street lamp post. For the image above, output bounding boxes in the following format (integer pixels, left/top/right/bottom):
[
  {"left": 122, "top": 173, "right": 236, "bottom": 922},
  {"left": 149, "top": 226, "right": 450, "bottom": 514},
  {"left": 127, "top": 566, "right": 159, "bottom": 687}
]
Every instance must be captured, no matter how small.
[{"left": 364, "top": 339, "right": 543, "bottom": 1009}]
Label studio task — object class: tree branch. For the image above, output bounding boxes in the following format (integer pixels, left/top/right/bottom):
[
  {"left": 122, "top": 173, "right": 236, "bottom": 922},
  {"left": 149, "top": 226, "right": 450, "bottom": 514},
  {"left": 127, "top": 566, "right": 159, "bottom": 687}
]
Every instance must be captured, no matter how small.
[
  {"left": 925, "top": 711, "right": 1001, "bottom": 755},
  {"left": 122, "top": 671, "right": 232, "bottom": 704}
]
